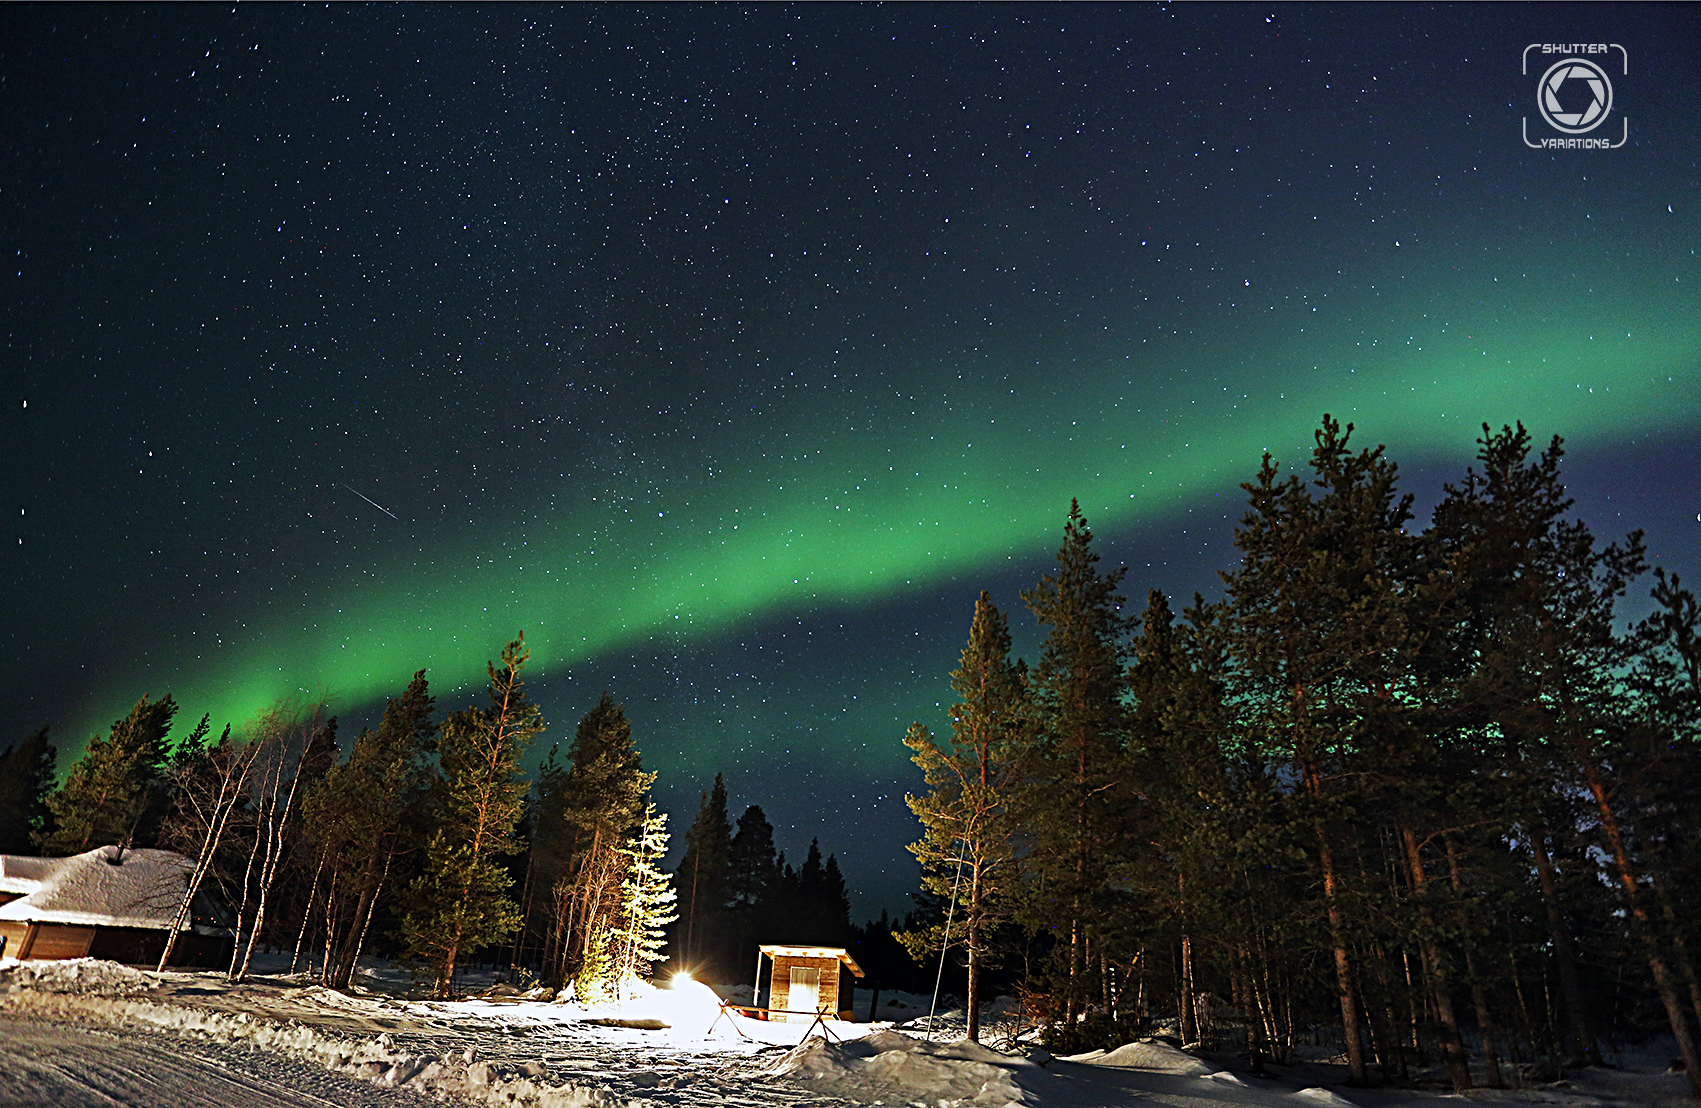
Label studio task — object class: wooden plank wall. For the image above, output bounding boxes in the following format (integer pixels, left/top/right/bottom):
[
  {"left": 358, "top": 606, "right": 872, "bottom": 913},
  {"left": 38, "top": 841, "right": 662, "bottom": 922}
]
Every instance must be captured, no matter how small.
[
  {"left": 17, "top": 924, "right": 97, "bottom": 960},
  {"left": 0, "top": 920, "right": 29, "bottom": 959},
  {"left": 771, "top": 955, "right": 843, "bottom": 1021}
]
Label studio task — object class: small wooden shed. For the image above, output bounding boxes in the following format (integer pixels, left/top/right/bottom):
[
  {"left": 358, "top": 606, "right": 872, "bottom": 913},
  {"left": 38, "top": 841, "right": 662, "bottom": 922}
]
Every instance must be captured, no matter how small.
[{"left": 756, "top": 944, "right": 865, "bottom": 1022}]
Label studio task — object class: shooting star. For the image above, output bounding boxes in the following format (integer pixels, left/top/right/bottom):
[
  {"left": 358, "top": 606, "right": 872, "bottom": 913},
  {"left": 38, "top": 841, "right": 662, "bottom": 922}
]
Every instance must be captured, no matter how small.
[{"left": 343, "top": 483, "right": 399, "bottom": 520}]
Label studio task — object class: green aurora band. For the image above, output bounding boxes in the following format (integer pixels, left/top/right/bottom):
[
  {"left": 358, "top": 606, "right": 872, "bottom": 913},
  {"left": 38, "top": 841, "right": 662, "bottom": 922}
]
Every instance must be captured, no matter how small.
[{"left": 63, "top": 241, "right": 1701, "bottom": 757}]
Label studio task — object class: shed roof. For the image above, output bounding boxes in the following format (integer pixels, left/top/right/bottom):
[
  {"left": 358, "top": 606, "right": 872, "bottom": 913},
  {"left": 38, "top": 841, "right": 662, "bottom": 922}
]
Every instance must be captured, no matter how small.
[
  {"left": 0, "top": 846, "right": 228, "bottom": 934},
  {"left": 758, "top": 944, "right": 866, "bottom": 977}
]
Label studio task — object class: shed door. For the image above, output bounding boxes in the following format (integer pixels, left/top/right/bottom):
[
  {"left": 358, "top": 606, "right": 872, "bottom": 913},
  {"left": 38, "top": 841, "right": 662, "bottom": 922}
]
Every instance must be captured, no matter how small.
[{"left": 788, "top": 966, "right": 821, "bottom": 1020}]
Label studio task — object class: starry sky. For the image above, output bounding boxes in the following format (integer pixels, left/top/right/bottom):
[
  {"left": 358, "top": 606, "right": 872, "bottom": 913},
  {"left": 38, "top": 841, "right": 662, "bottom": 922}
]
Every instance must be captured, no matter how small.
[{"left": 4, "top": 4, "right": 1699, "bottom": 918}]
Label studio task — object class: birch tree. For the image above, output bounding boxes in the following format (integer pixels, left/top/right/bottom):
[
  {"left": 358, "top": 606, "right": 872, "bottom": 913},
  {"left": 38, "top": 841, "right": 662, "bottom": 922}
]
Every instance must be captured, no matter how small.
[
  {"left": 157, "top": 722, "right": 250, "bottom": 970},
  {"left": 230, "top": 704, "right": 334, "bottom": 980}
]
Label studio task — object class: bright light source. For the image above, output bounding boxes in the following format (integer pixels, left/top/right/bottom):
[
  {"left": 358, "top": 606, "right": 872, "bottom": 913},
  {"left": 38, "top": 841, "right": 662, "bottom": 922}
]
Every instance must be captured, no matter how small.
[{"left": 671, "top": 971, "right": 694, "bottom": 987}]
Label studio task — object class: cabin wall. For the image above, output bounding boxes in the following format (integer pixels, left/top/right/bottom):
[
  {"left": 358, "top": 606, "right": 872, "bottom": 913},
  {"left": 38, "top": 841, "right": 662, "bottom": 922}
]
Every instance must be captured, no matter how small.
[
  {"left": 770, "top": 954, "right": 843, "bottom": 1022},
  {"left": 0, "top": 923, "right": 230, "bottom": 967},
  {"left": 0, "top": 920, "right": 30, "bottom": 959},
  {"left": 86, "top": 926, "right": 233, "bottom": 968},
  {"left": 4, "top": 923, "right": 97, "bottom": 960}
]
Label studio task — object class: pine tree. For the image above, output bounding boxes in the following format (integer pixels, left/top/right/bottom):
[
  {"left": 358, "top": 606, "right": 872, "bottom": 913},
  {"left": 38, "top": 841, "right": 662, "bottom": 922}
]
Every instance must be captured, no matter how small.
[
  {"left": 1125, "top": 590, "right": 1244, "bottom": 1050},
  {"left": 402, "top": 635, "right": 545, "bottom": 996},
  {"left": 40, "top": 694, "right": 179, "bottom": 854},
  {"left": 0, "top": 726, "right": 57, "bottom": 854},
  {"left": 1433, "top": 424, "right": 1701, "bottom": 1092},
  {"left": 1432, "top": 424, "right": 1613, "bottom": 1071},
  {"left": 513, "top": 744, "right": 572, "bottom": 974},
  {"left": 1627, "top": 571, "right": 1701, "bottom": 1054},
  {"left": 302, "top": 670, "right": 436, "bottom": 989},
  {"left": 901, "top": 590, "right": 1034, "bottom": 1041},
  {"left": 1021, "top": 502, "right": 1129, "bottom": 1020},
  {"left": 1219, "top": 417, "right": 1418, "bottom": 1085}
]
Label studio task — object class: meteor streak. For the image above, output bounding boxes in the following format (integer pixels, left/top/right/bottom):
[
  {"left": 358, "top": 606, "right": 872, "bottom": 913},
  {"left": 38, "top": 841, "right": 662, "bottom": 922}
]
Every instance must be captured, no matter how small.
[{"left": 343, "top": 483, "right": 398, "bottom": 520}]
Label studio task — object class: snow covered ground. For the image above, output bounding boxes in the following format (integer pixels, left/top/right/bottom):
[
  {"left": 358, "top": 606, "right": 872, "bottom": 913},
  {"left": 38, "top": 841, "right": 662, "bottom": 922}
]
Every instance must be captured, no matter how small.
[{"left": 1, "top": 956, "right": 1690, "bottom": 1108}]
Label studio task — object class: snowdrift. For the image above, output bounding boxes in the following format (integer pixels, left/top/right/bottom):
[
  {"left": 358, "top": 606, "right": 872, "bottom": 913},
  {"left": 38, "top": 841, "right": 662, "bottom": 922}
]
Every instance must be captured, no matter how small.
[{"left": 768, "top": 1028, "right": 1040, "bottom": 1106}]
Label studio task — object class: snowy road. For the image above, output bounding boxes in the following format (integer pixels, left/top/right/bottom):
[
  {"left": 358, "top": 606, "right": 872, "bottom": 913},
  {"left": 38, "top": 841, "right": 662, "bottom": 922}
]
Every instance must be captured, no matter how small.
[
  {"left": 3, "top": 960, "right": 1691, "bottom": 1108},
  {"left": 0, "top": 1012, "right": 445, "bottom": 1108}
]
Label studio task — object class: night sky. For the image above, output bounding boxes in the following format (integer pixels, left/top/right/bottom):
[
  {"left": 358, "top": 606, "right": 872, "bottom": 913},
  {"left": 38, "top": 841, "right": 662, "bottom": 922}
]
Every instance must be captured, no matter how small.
[{"left": 5, "top": 4, "right": 1698, "bottom": 918}]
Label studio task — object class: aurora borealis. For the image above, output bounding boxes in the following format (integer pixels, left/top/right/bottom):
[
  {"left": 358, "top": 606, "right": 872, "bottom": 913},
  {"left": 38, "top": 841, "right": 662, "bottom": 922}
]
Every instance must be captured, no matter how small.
[{"left": 5, "top": 4, "right": 1699, "bottom": 914}]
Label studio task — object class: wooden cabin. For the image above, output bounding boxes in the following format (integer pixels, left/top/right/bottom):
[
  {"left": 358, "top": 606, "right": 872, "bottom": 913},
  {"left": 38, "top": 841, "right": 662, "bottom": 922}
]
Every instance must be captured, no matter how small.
[
  {"left": 756, "top": 944, "right": 865, "bottom": 1022},
  {"left": 0, "top": 846, "right": 234, "bottom": 967}
]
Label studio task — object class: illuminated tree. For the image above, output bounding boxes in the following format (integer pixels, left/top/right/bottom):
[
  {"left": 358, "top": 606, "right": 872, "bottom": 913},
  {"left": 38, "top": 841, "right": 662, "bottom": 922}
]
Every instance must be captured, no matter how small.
[{"left": 611, "top": 802, "right": 677, "bottom": 992}]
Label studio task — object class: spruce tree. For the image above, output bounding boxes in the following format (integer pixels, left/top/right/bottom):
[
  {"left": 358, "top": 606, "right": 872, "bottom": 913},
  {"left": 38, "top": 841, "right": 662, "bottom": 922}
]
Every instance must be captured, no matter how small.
[
  {"left": 40, "top": 694, "right": 179, "bottom": 854},
  {"left": 402, "top": 635, "right": 545, "bottom": 996},
  {"left": 820, "top": 853, "right": 852, "bottom": 944},
  {"left": 727, "top": 803, "right": 778, "bottom": 985},
  {"left": 1021, "top": 502, "right": 1129, "bottom": 1020},
  {"left": 546, "top": 692, "right": 652, "bottom": 989},
  {"left": 0, "top": 726, "right": 57, "bottom": 854},
  {"left": 674, "top": 774, "right": 733, "bottom": 973}
]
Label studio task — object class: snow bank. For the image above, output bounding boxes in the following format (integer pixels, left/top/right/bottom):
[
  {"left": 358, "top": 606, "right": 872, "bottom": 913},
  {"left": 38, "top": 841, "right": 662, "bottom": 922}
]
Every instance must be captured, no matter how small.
[
  {"left": 768, "top": 1027, "right": 1036, "bottom": 1106},
  {"left": 1066, "top": 1038, "right": 1219, "bottom": 1075},
  {"left": 0, "top": 962, "right": 618, "bottom": 1107},
  {"left": 0, "top": 955, "right": 157, "bottom": 995}
]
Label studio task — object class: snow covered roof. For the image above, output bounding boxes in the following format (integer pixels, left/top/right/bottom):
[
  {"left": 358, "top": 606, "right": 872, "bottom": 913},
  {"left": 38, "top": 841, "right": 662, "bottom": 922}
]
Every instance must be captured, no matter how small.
[
  {"left": 757, "top": 944, "right": 866, "bottom": 977},
  {"left": 0, "top": 853, "right": 59, "bottom": 896},
  {"left": 0, "top": 846, "right": 227, "bottom": 934}
]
